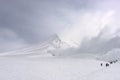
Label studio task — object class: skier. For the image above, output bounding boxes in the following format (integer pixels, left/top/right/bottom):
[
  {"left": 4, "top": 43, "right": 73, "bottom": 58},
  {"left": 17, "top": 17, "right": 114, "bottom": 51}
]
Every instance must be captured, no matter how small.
[
  {"left": 106, "top": 63, "right": 109, "bottom": 67},
  {"left": 100, "top": 63, "right": 103, "bottom": 66},
  {"left": 110, "top": 61, "right": 113, "bottom": 64}
]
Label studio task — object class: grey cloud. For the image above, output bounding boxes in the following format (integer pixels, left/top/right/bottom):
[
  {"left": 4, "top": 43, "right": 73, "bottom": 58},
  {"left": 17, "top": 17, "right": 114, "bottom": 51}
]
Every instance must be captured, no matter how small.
[
  {"left": 0, "top": 0, "right": 94, "bottom": 52},
  {"left": 0, "top": 0, "right": 94, "bottom": 43},
  {"left": 0, "top": 0, "right": 119, "bottom": 53},
  {"left": 78, "top": 29, "right": 120, "bottom": 54},
  {"left": 0, "top": 27, "right": 27, "bottom": 52}
]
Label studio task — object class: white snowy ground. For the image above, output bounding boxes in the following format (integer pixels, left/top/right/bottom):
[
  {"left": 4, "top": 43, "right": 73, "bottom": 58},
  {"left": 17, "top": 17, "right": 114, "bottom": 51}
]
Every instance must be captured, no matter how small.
[{"left": 0, "top": 56, "right": 119, "bottom": 80}]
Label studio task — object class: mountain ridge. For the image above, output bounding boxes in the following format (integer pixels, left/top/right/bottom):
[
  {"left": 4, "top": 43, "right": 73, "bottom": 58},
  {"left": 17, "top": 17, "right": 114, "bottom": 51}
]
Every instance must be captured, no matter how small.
[{"left": 0, "top": 34, "right": 71, "bottom": 56}]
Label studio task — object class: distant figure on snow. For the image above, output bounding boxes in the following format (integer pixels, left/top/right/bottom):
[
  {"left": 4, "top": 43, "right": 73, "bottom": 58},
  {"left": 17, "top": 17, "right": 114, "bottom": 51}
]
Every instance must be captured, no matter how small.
[
  {"left": 110, "top": 61, "right": 113, "bottom": 64},
  {"left": 100, "top": 63, "right": 103, "bottom": 66},
  {"left": 112, "top": 60, "right": 118, "bottom": 63},
  {"left": 106, "top": 63, "right": 109, "bottom": 67}
]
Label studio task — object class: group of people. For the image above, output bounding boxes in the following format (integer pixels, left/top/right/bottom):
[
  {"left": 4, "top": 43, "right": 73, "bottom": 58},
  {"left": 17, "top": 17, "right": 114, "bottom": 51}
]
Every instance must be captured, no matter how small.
[{"left": 100, "top": 60, "right": 118, "bottom": 67}]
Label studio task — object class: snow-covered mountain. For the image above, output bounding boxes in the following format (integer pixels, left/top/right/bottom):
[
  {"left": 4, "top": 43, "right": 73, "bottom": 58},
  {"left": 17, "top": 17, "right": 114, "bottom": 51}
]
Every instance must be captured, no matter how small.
[
  {"left": 0, "top": 34, "right": 71, "bottom": 57},
  {"left": 97, "top": 48, "right": 120, "bottom": 61}
]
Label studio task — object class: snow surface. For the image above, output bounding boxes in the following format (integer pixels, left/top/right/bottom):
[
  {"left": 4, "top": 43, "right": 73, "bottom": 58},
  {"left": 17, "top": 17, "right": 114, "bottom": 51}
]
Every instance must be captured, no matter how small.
[
  {"left": 83, "top": 61, "right": 120, "bottom": 80},
  {"left": 0, "top": 35, "right": 120, "bottom": 80},
  {"left": 0, "top": 56, "right": 119, "bottom": 80}
]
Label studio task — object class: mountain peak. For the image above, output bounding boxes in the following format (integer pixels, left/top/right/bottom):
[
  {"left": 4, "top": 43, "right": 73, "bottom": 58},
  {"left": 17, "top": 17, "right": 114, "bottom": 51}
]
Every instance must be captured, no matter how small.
[
  {"left": 0, "top": 34, "right": 71, "bottom": 56},
  {"left": 44, "top": 34, "right": 70, "bottom": 49}
]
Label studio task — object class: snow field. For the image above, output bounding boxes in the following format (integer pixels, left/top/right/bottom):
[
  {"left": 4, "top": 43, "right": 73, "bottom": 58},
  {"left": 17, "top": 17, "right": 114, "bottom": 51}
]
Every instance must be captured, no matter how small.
[{"left": 0, "top": 57, "right": 103, "bottom": 80}]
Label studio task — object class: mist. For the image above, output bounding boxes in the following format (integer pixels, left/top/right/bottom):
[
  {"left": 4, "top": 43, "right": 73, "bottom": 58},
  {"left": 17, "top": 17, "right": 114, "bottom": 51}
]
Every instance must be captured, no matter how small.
[{"left": 0, "top": 0, "right": 120, "bottom": 53}]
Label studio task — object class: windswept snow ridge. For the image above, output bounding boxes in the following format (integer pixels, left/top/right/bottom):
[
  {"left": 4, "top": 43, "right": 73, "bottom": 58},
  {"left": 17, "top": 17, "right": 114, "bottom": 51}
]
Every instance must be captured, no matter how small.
[
  {"left": 98, "top": 48, "right": 120, "bottom": 61},
  {"left": 0, "top": 35, "right": 120, "bottom": 80},
  {"left": 0, "top": 34, "right": 71, "bottom": 57}
]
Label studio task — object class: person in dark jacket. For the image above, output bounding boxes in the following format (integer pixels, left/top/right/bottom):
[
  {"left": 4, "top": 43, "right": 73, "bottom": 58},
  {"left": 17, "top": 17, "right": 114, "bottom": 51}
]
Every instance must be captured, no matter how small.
[
  {"left": 100, "top": 63, "right": 103, "bottom": 66},
  {"left": 106, "top": 63, "right": 109, "bottom": 67},
  {"left": 110, "top": 61, "right": 113, "bottom": 64}
]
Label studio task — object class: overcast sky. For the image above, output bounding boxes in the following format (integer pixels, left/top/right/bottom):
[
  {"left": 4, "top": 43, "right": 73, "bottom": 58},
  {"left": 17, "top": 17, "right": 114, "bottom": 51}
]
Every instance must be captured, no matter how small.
[{"left": 0, "top": 0, "right": 120, "bottom": 53}]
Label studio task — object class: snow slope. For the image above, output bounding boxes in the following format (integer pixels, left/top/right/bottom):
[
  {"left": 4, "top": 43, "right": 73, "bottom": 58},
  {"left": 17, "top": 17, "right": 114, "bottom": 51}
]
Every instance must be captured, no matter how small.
[
  {"left": 0, "top": 57, "right": 104, "bottom": 80},
  {"left": 98, "top": 48, "right": 120, "bottom": 61},
  {"left": 0, "top": 57, "right": 119, "bottom": 80},
  {"left": 0, "top": 34, "right": 71, "bottom": 57},
  {"left": 0, "top": 34, "right": 120, "bottom": 80},
  {"left": 83, "top": 61, "right": 120, "bottom": 80}
]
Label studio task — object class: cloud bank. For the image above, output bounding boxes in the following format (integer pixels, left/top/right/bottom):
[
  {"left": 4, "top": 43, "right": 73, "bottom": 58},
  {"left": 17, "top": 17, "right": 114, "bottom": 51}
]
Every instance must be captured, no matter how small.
[{"left": 0, "top": 0, "right": 120, "bottom": 53}]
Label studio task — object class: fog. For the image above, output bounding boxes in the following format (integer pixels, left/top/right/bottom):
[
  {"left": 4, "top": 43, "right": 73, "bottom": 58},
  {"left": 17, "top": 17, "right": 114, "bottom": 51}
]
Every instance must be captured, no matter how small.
[{"left": 0, "top": 0, "right": 120, "bottom": 53}]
